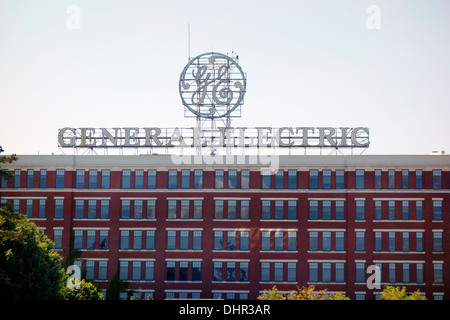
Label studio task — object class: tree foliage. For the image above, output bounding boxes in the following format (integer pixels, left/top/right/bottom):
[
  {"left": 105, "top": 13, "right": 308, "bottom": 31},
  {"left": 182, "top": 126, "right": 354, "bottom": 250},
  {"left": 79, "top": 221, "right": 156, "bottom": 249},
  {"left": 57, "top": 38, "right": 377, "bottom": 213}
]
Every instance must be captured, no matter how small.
[
  {"left": 63, "top": 279, "right": 105, "bottom": 300},
  {"left": 257, "top": 285, "right": 350, "bottom": 300},
  {"left": 380, "top": 286, "right": 426, "bottom": 300},
  {"left": 0, "top": 208, "right": 66, "bottom": 299}
]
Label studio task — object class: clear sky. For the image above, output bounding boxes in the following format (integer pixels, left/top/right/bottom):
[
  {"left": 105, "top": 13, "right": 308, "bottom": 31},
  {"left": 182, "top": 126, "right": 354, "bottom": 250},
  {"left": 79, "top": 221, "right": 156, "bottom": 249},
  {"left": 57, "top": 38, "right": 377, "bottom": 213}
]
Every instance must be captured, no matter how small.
[{"left": 1, "top": 0, "right": 449, "bottom": 155}]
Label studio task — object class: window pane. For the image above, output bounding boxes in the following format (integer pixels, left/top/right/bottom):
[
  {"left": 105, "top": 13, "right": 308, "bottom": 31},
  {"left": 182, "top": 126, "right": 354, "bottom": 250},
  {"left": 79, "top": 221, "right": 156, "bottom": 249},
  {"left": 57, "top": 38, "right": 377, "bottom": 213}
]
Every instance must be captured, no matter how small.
[
  {"left": 309, "top": 169, "right": 318, "bottom": 189},
  {"left": 228, "top": 169, "right": 237, "bottom": 189},
  {"left": 322, "top": 169, "right": 331, "bottom": 189},
  {"left": 89, "top": 169, "right": 97, "bottom": 189},
  {"left": 241, "top": 169, "right": 250, "bottom": 189},
  {"left": 101, "top": 170, "right": 110, "bottom": 189},
  {"left": 288, "top": 169, "right": 297, "bottom": 189},
  {"left": 215, "top": 169, "right": 224, "bottom": 189},
  {"left": 168, "top": 169, "right": 177, "bottom": 189},
  {"left": 355, "top": 169, "right": 365, "bottom": 189},
  {"left": 135, "top": 169, "right": 144, "bottom": 189},
  {"left": 122, "top": 169, "right": 131, "bottom": 189},
  {"left": 193, "top": 169, "right": 203, "bottom": 189}
]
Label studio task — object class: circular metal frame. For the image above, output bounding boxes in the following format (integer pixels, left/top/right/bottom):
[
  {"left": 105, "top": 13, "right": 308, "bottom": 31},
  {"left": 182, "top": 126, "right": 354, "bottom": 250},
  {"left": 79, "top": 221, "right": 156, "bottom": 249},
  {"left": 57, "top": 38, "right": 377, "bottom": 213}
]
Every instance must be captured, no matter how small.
[{"left": 179, "top": 52, "right": 246, "bottom": 119}]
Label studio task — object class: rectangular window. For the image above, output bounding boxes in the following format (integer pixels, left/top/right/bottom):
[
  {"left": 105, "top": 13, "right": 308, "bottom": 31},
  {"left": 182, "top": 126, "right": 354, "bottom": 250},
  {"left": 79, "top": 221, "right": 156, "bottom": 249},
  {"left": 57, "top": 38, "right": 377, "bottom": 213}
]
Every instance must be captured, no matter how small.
[
  {"left": 309, "top": 262, "right": 318, "bottom": 282},
  {"left": 433, "top": 200, "right": 443, "bottom": 221},
  {"left": 416, "top": 232, "right": 423, "bottom": 252},
  {"left": 193, "top": 199, "right": 202, "bottom": 219},
  {"left": 39, "top": 169, "right": 47, "bottom": 188},
  {"left": 180, "top": 200, "right": 189, "bottom": 219},
  {"left": 322, "top": 200, "right": 331, "bottom": 220},
  {"left": 288, "top": 169, "right": 297, "bottom": 189},
  {"left": 86, "top": 230, "right": 96, "bottom": 250},
  {"left": 355, "top": 169, "right": 365, "bottom": 189},
  {"left": 309, "top": 231, "right": 318, "bottom": 251},
  {"left": 166, "top": 231, "right": 176, "bottom": 250},
  {"left": 355, "top": 231, "right": 365, "bottom": 252},
  {"left": 215, "top": 169, "right": 224, "bottom": 189},
  {"left": 355, "top": 262, "right": 365, "bottom": 283},
  {"left": 100, "top": 200, "right": 109, "bottom": 219},
  {"left": 287, "top": 200, "right": 297, "bottom": 220},
  {"left": 85, "top": 261, "right": 95, "bottom": 280},
  {"left": 53, "top": 229, "right": 63, "bottom": 250},
  {"left": 192, "top": 261, "right": 201, "bottom": 281},
  {"left": 228, "top": 169, "right": 237, "bottom": 189},
  {"left": 227, "top": 200, "right": 237, "bottom": 220},
  {"left": 38, "top": 199, "right": 45, "bottom": 218},
  {"left": 274, "top": 231, "right": 283, "bottom": 251},
  {"left": 193, "top": 230, "right": 202, "bottom": 250},
  {"left": 144, "top": 261, "right": 154, "bottom": 281},
  {"left": 76, "top": 169, "right": 85, "bottom": 189},
  {"left": 274, "top": 200, "right": 283, "bottom": 220},
  {"left": 146, "top": 230, "right": 155, "bottom": 250},
  {"left": 167, "top": 200, "right": 177, "bottom": 219},
  {"left": 13, "top": 169, "right": 21, "bottom": 188},
  {"left": 388, "top": 200, "right": 396, "bottom": 220},
  {"left": 355, "top": 200, "right": 365, "bottom": 220},
  {"left": 240, "top": 262, "right": 249, "bottom": 282},
  {"left": 88, "top": 169, "right": 97, "bottom": 189},
  {"left": 179, "top": 261, "right": 188, "bottom": 281},
  {"left": 214, "top": 231, "right": 223, "bottom": 250},
  {"left": 433, "top": 232, "right": 443, "bottom": 252},
  {"left": 135, "top": 169, "right": 144, "bottom": 189},
  {"left": 336, "top": 231, "right": 345, "bottom": 251},
  {"left": 417, "top": 264, "right": 424, "bottom": 284},
  {"left": 336, "top": 200, "right": 345, "bottom": 220},
  {"left": 120, "top": 261, "right": 128, "bottom": 281},
  {"left": 133, "top": 230, "right": 142, "bottom": 250},
  {"left": 274, "top": 262, "right": 283, "bottom": 282},
  {"left": 180, "top": 230, "right": 189, "bottom": 250},
  {"left": 388, "top": 169, "right": 395, "bottom": 189},
  {"left": 227, "top": 231, "right": 236, "bottom": 250},
  {"left": 261, "top": 230, "right": 270, "bottom": 251},
  {"left": 402, "top": 201, "right": 409, "bottom": 220},
  {"left": 336, "top": 263, "right": 345, "bottom": 283},
  {"left": 287, "top": 262, "right": 296, "bottom": 282},
  {"left": 147, "top": 169, "right": 156, "bottom": 189},
  {"left": 241, "top": 200, "right": 249, "bottom": 220},
  {"left": 134, "top": 199, "right": 144, "bottom": 218},
  {"left": 415, "top": 169, "right": 423, "bottom": 189},
  {"left": 402, "top": 232, "right": 410, "bottom": 252},
  {"left": 309, "top": 200, "right": 318, "bottom": 220},
  {"left": 27, "top": 169, "right": 34, "bottom": 188},
  {"left": 181, "top": 169, "right": 190, "bottom": 189},
  {"left": 146, "top": 200, "right": 156, "bottom": 219},
  {"left": 166, "top": 261, "right": 175, "bottom": 281},
  {"left": 54, "top": 199, "right": 64, "bottom": 219},
  {"left": 432, "top": 169, "right": 442, "bottom": 189},
  {"left": 99, "top": 261, "right": 108, "bottom": 280},
  {"left": 335, "top": 169, "right": 345, "bottom": 189},
  {"left": 13, "top": 199, "right": 19, "bottom": 212},
  {"left": 389, "top": 264, "right": 396, "bottom": 283},
  {"left": 261, "top": 262, "right": 270, "bottom": 282},
  {"left": 322, "top": 169, "right": 331, "bottom": 189},
  {"left": 261, "top": 200, "right": 271, "bottom": 220},
  {"left": 403, "top": 264, "right": 410, "bottom": 284},
  {"left": 374, "top": 200, "right": 382, "bottom": 220},
  {"left": 434, "top": 263, "right": 443, "bottom": 284},
  {"left": 240, "top": 169, "right": 250, "bottom": 189},
  {"left": 168, "top": 169, "right": 177, "bottom": 189},
  {"left": 240, "top": 231, "right": 249, "bottom": 251},
  {"left": 26, "top": 199, "right": 33, "bottom": 218},
  {"left": 375, "top": 232, "right": 382, "bottom": 252},
  {"left": 322, "top": 231, "right": 331, "bottom": 251},
  {"left": 402, "top": 169, "right": 409, "bottom": 189},
  {"left": 261, "top": 169, "right": 271, "bottom": 189},
  {"left": 274, "top": 169, "right": 284, "bottom": 189},
  {"left": 193, "top": 169, "right": 203, "bottom": 189},
  {"left": 374, "top": 169, "right": 382, "bottom": 189},
  {"left": 415, "top": 200, "right": 423, "bottom": 220},
  {"left": 87, "top": 199, "right": 96, "bottom": 219},
  {"left": 214, "top": 200, "right": 224, "bottom": 219},
  {"left": 121, "top": 169, "right": 131, "bottom": 189},
  {"left": 101, "top": 170, "right": 110, "bottom": 189},
  {"left": 99, "top": 230, "right": 108, "bottom": 250},
  {"left": 388, "top": 232, "right": 396, "bottom": 252},
  {"left": 322, "top": 262, "right": 331, "bottom": 283},
  {"left": 121, "top": 200, "right": 130, "bottom": 219},
  {"left": 309, "top": 169, "right": 318, "bottom": 189},
  {"left": 74, "top": 230, "right": 83, "bottom": 249},
  {"left": 214, "top": 262, "right": 223, "bottom": 281},
  {"left": 120, "top": 230, "right": 129, "bottom": 250}
]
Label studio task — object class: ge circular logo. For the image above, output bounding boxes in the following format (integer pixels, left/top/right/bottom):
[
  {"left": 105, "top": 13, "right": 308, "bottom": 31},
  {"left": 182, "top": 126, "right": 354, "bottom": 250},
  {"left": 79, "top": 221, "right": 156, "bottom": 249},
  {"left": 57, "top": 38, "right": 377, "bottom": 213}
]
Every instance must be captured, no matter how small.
[{"left": 179, "top": 52, "right": 246, "bottom": 119}]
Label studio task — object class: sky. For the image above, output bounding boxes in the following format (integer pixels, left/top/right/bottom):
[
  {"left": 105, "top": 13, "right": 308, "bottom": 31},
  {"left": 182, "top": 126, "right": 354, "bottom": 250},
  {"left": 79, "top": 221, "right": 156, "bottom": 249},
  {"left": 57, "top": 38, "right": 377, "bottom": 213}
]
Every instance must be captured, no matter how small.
[{"left": 1, "top": 0, "right": 450, "bottom": 156}]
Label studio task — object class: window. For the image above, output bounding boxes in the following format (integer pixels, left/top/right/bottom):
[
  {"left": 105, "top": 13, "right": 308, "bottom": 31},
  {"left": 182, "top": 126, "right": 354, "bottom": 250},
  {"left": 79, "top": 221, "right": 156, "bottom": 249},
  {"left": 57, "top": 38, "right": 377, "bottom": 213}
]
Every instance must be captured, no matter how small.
[
  {"left": 261, "top": 231, "right": 270, "bottom": 251},
  {"left": 416, "top": 232, "right": 423, "bottom": 252},
  {"left": 402, "top": 169, "right": 409, "bottom": 189},
  {"left": 336, "top": 232, "right": 345, "bottom": 251},
  {"left": 26, "top": 199, "right": 33, "bottom": 218},
  {"left": 336, "top": 263, "right": 345, "bottom": 283},
  {"left": 168, "top": 169, "right": 177, "bottom": 189},
  {"left": 227, "top": 200, "right": 237, "bottom": 220},
  {"left": 193, "top": 169, "right": 203, "bottom": 189},
  {"left": 100, "top": 200, "right": 109, "bottom": 219},
  {"left": 355, "top": 262, "right": 365, "bottom": 283},
  {"left": 86, "top": 261, "right": 95, "bottom": 280},
  {"left": 38, "top": 199, "right": 45, "bottom": 218},
  {"left": 374, "top": 200, "right": 382, "bottom": 220},
  {"left": 193, "top": 230, "right": 202, "bottom": 250},
  {"left": 374, "top": 169, "right": 382, "bottom": 189},
  {"left": 120, "top": 261, "right": 128, "bottom": 280},
  {"left": 228, "top": 169, "right": 237, "bottom": 189},
  {"left": 432, "top": 169, "right": 442, "bottom": 189},
  {"left": 101, "top": 169, "right": 110, "bottom": 189},
  {"left": 27, "top": 169, "right": 34, "bottom": 188},
  {"left": 145, "top": 261, "right": 154, "bottom": 281},
  {"left": 193, "top": 199, "right": 202, "bottom": 219},
  {"left": 135, "top": 169, "right": 144, "bottom": 189},
  {"left": 309, "top": 231, "right": 318, "bottom": 251},
  {"left": 402, "top": 201, "right": 409, "bottom": 220},
  {"left": 287, "top": 263, "right": 297, "bottom": 282},
  {"left": 166, "top": 231, "right": 176, "bottom": 250},
  {"left": 288, "top": 169, "right": 297, "bottom": 189},
  {"left": 241, "top": 169, "right": 250, "bottom": 189},
  {"left": 13, "top": 199, "right": 19, "bottom": 212},
  {"left": 309, "top": 200, "right": 318, "bottom": 220},
  {"left": 87, "top": 199, "right": 96, "bottom": 219},
  {"left": 402, "top": 232, "right": 410, "bottom": 252},
  {"left": 274, "top": 200, "right": 283, "bottom": 220},
  {"left": 241, "top": 200, "right": 249, "bottom": 220},
  {"left": 433, "top": 232, "right": 443, "bottom": 252},
  {"left": 166, "top": 261, "right": 175, "bottom": 281},
  {"left": 147, "top": 200, "right": 156, "bottom": 219},
  {"left": 415, "top": 200, "right": 423, "bottom": 220},
  {"left": 214, "top": 262, "right": 223, "bottom": 281},
  {"left": 88, "top": 169, "right": 97, "bottom": 189},
  {"left": 322, "top": 231, "right": 331, "bottom": 251},
  {"left": 355, "top": 231, "right": 365, "bottom": 252},
  {"left": 181, "top": 169, "right": 190, "bottom": 189},
  {"left": 146, "top": 230, "right": 155, "bottom": 250},
  {"left": 415, "top": 169, "right": 423, "bottom": 189},
  {"left": 309, "top": 169, "right": 318, "bottom": 189},
  {"left": 167, "top": 200, "right": 177, "bottom": 219},
  {"left": 275, "top": 169, "right": 284, "bottom": 189},
  {"left": 417, "top": 264, "right": 424, "bottom": 284},
  {"left": 403, "top": 263, "right": 410, "bottom": 284},
  {"left": 274, "top": 262, "right": 283, "bottom": 282},
  {"left": 355, "top": 169, "right": 365, "bottom": 189},
  {"left": 53, "top": 229, "right": 62, "bottom": 250},
  {"left": 39, "top": 169, "right": 47, "bottom": 188},
  {"left": 388, "top": 169, "right": 395, "bottom": 189},
  {"left": 388, "top": 200, "right": 395, "bottom": 220},
  {"left": 13, "top": 169, "right": 21, "bottom": 188},
  {"left": 388, "top": 232, "right": 396, "bottom": 252},
  {"left": 180, "top": 230, "right": 189, "bottom": 250},
  {"left": 143, "top": 169, "right": 155, "bottom": 189},
  {"left": 193, "top": 261, "right": 201, "bottom": 281},
  {"left": 322, "top": 200, "right": 331, "bottom": 220},
  {"left": 322, "top": 169, "right": 331, "bottom": 189},
  {"left": 227, "top": 231, "right": 236, "bottom": 250},
  {"left": 375, "top": 232, "right": 382, "bottom": 252},
  {"left": 99, "top": 261, "right": 108, "bottom": 280},
  {"left": 261, "top": 200, "right": 270, "bottom": 220},
  {"left": 322, "top": 263, "right": 331, "bottom": 283},
  {"left": 240, "top": 262, "right": 249, "bottom": 282},
  {"left": 86, "top": 230, "right": 96, "bottom": 249},
  {"left": 389, "top": 264, "right": 396, "bottom": 283},
  {"left": 433, "top": 263, "right": 443, "bottom": 284},
  {"left": 214, "top": 231, "right": 223, "bottom": 250},
  {"left": 336, "top": 200, "right": 345, "bottom": 220},
  {"left": 261, "top": 263, "right": 270, "bottom": 282},
  {"left": 99, "top": 230, "right": 108, "bottom": 250},
  {"left": 433, "top": 200, "right": 442, "bottom": 221},
  {"left": 214, "top": 200, "right": 224, "bottom": 219},
  {"left": 120, "top": 231, "right": 130, "bottom": 250},
  {"left": 274, "top": 231, "right": 283, "bottom": 251},
  {"left": 121, "top": 200, "right": 130, "bottom": 219},
  {"left": 54, "top": 199, "right": 64, "bottom": 219},
  {"left": 287, "top": 200, "right": 297, "bottom": 220},
  {"left": 355, "top": 200, "right": 365, "bottom": 220},
  {"left": 76, "top": 169, "right": 85, "bottom": 189},
  {"left": 240, "top": 231, "right": 249, "bottom": 251},
  {"left": 122, "top": 169, "right": 131, "bottom": 189},
  {"left": 309, "top": 263, "right": 318, "bottom": 282},
  {"left": 215, "top": 169, "right": 224, "bottom": 189},
  {"left": 133, "top": 231, "right": 142, "bottom": 250},
  {"left": 261, "top": 169, "right": 271, "bottom": 189},
  {"left": 335, "top": 170, "right": 345, "bottom": 189},
  {"left": 74, "top": 230, "right": 83, "bottom": 249},
  {"left": 180, "top": 200, "right": 189, "bottom": 219}
]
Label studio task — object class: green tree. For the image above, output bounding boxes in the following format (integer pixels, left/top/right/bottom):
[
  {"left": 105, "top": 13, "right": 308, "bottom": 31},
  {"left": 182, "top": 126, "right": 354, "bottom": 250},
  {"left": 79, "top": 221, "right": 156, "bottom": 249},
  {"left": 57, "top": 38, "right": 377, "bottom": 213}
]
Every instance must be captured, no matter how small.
[
  {"left": 0, "top": 207, "right": 66, "bottom": 299},
  {"left": 64, "top": 279, "right": 105, "bottom": 300},
  {"left": 380, "top": 286, "right": 426, "bottom": 300},
  {"left": 258, "top": 285, "right": 350, "bottom": 300}
]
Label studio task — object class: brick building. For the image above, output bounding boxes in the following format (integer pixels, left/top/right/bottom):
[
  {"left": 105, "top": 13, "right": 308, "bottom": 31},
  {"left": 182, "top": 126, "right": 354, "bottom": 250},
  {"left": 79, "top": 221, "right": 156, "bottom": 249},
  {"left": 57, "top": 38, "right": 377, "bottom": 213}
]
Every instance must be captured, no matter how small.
[{"left": 1, "top": 154, "right": 449, "bottom": 300}]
